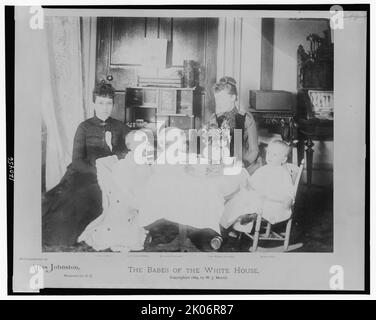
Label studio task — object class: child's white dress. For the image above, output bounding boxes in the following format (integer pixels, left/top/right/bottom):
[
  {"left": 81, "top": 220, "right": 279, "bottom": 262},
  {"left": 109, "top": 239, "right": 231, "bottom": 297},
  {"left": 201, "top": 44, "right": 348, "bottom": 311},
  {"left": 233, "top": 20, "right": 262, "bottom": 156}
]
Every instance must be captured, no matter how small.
[
  {"left": 78, "top": 153, "right": 151, "bottom": 252},
  {"left": 220, "top": 164, "right": 294, "bottom": 228},
  {"left": 138, "top": 158, "right": 224, "bottom": 234}
]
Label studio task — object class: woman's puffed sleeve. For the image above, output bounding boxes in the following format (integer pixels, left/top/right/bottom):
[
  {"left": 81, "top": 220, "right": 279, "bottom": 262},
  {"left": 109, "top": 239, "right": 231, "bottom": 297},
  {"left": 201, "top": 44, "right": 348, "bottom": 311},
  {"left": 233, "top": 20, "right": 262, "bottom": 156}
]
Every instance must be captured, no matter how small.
[
  {"left": 242, "top": 112, "right": 259, "bottom": 168},
  {"left": 72, "top": 123, "right": 86, "bottom": 163},
  {"left": 70, "top": 123, "right": 96, "bottom": 174}
]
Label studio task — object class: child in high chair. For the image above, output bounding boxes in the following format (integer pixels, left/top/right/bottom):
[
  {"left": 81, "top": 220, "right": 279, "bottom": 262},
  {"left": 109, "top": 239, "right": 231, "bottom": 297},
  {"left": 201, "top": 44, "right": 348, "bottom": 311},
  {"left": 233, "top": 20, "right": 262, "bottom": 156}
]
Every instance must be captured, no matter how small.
[{"left": 220, "top": 139, "right": 295, "bottom": 233}]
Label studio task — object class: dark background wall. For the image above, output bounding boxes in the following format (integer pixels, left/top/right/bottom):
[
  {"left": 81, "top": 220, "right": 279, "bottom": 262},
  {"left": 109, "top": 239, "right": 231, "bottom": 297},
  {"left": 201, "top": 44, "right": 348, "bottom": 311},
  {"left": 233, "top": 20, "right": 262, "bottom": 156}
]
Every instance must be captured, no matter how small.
[{"left": 95, "top": 17, "right": 219, "bottom": 125}]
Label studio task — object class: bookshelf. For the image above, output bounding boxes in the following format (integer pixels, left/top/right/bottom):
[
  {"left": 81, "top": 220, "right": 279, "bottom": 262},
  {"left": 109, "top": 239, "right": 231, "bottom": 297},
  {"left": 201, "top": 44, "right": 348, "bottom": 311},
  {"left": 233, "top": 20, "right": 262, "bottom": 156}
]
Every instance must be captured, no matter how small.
[{"left": 125, "top": 86, "right": 200, "bottom": 130}]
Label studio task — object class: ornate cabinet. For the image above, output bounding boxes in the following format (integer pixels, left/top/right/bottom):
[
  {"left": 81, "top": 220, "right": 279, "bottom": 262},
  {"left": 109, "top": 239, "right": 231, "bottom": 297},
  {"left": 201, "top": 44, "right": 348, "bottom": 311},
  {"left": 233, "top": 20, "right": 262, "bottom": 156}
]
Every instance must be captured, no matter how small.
[{"left": 297, "top": 30, "right": 334, "bottom": 185}]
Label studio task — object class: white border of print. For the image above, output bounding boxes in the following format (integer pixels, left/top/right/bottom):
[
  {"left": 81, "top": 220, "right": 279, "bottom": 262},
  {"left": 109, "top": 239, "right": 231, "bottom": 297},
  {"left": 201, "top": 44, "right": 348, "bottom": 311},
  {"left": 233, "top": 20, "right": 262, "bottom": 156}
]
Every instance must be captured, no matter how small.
[{"left": 2, "top": 0, "right": 374, "bottom": 300}]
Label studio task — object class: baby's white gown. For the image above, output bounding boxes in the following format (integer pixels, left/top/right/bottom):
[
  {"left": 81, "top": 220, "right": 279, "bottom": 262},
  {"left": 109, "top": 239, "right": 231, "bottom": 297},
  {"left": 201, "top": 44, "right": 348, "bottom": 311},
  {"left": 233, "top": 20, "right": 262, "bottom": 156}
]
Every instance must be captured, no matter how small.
[
  {"left": 78, "top": 154, "right": 150, "bottom": 252},
  {"left": 220, "top": 164, "right": 295, "bottom": 228}
]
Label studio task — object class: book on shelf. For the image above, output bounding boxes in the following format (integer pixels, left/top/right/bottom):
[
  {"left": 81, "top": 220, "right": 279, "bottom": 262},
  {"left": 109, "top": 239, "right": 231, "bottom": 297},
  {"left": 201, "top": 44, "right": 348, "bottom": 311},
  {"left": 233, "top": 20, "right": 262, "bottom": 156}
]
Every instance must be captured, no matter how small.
[
  {"left": 138, "top": 76, "right": 183, "bottom": 88},
  {"left": 139, "top": 82, "right": 182, "bottom": 88}
]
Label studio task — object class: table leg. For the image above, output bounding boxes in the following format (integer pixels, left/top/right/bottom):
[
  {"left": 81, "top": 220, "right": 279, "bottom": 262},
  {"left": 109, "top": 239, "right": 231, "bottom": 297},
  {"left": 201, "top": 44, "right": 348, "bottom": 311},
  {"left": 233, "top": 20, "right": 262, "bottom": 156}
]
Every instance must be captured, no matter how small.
[
  {"left": 297, "top": 136, "right": 305, "bottom": 166},
  {"left": 305, "top": 138, "right": 314, "bottom": 185}
]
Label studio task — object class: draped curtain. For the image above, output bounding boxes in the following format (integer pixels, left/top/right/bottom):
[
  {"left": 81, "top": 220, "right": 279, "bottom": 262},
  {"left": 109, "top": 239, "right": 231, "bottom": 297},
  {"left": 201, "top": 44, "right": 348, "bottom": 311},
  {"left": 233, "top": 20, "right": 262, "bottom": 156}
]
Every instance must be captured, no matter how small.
[
  {"left": 216, "top": 17, "right": 262, "bottom": 112},
  {"left": 217, "top": 17, "right": 243, "bottom": 87},
  {"left": 42, "top": 16, "right": 93, "bottom": 191},
  {"left": 217, "top": 17, "right": 248, "bottom": 113}
]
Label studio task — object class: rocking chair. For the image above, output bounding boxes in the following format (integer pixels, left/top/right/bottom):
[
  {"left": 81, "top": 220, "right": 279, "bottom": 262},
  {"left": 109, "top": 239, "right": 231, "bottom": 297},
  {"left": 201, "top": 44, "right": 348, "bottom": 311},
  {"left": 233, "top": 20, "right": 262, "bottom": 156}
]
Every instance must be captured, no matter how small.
[{"left": 244, "top": 160, "right": 305, "bottom": 252}]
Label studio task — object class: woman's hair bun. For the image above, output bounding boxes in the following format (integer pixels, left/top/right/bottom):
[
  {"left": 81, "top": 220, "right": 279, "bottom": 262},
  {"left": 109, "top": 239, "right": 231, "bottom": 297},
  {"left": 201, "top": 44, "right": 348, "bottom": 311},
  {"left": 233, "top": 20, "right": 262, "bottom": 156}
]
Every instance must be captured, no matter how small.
[{"left": 93, "top": 81, "right": 115, "bottom": 101}]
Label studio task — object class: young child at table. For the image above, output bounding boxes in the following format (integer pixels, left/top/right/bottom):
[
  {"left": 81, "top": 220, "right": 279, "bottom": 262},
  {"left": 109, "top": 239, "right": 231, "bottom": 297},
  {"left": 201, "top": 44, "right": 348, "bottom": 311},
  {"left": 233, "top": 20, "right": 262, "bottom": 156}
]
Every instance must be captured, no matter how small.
[{"left": 220, "top": 139, "right": 295, "bottom": 233}]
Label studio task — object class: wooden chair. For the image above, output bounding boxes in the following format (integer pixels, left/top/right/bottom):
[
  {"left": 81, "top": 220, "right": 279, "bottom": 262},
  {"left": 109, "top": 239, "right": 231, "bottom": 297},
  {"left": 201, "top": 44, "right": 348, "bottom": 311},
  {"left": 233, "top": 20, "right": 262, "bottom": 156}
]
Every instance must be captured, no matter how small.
[{"left": 244, "top": 160, "right": 305, "bottom": 252}]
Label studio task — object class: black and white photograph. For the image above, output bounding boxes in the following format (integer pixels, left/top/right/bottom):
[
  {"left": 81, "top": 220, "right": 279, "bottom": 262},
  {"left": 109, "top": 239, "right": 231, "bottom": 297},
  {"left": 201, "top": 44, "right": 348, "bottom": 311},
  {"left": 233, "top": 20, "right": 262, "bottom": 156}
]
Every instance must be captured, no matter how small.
[
  {"left": 9, "top": 4, "right": 368, "bottom": 292},
  {"left": 40, "top": 14, "right": 334, "bottom": 254}
]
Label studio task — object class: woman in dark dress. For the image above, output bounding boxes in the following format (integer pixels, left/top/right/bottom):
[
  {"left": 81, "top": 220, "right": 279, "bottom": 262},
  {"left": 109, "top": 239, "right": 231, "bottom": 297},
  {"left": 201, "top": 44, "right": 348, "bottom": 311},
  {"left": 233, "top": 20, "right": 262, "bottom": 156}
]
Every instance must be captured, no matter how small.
[
  {"left": 42, "top": 82, "right": 130, "bottom": 247},
  {"left": 209, "top": 76, "right": 261, "bottom": 175}
]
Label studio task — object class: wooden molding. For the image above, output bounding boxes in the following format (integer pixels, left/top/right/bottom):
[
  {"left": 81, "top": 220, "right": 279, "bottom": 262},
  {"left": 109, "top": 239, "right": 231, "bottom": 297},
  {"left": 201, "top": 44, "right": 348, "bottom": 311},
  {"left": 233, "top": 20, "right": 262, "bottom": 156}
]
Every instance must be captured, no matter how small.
[{"left": 260, "top": 18, "right": 274, "bottom": 90}]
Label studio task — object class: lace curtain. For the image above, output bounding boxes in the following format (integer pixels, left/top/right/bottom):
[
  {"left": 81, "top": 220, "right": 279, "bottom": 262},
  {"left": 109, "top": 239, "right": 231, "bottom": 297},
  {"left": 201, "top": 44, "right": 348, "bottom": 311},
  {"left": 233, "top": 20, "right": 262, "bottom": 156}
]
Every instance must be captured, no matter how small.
[{"left": 42, "top": 16, "right": 87, "bottom": 191}]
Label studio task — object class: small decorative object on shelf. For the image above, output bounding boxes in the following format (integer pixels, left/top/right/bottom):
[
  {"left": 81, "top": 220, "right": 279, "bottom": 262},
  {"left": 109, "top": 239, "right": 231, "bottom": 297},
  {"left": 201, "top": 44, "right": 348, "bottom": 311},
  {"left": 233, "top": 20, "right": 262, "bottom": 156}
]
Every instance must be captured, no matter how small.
[{"left": 183, "top": 60, "right": 198, "bottom": 88}]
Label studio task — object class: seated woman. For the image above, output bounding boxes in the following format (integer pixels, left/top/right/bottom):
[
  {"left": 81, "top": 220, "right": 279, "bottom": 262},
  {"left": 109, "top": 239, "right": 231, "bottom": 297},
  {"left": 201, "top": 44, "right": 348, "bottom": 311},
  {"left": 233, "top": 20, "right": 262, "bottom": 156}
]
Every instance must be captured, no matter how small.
[
  {"left": 42, "top": 82, "right": 130, "bottom": 247},
  {"left": 209, "top": 76, "right": 261, "bottom": 176},
  {"left": 201, "top": 76, "right": 261, "bottom": 201}
]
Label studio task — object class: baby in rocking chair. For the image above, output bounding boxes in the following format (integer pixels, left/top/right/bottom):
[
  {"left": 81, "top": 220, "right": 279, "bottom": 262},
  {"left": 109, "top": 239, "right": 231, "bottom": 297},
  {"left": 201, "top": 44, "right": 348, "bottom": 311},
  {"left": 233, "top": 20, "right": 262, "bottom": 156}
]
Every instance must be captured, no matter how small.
[{"left": 220, "top": 139, "right": 295, "bottom": 234}]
